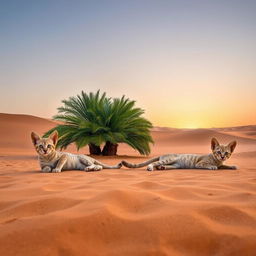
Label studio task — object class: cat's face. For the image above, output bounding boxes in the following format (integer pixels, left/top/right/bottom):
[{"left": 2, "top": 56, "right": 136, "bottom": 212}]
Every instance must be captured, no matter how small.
[
  {"left": 31, "top": 131, "right": 58, "bottom": 156},
  {"left": 211, "top": 138, "right": 237, "bottom": 162}
]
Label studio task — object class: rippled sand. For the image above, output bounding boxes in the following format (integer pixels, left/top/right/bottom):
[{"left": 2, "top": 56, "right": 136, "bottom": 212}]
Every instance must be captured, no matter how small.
[{"left": 0, "top": 113, "right": 256, "bottom": 255}]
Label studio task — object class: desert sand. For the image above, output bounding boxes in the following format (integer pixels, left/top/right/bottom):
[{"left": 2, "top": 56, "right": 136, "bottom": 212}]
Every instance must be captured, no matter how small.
[{"left": 0, "top": 113, "right": 256, "bottom": 256}]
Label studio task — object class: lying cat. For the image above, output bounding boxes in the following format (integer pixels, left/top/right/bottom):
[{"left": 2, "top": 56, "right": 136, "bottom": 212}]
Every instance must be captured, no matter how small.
[
  {"left": 122, "top": 138, "right": 237, "bottom": 171},
  {"left": 31, "top": 131, "right": 122, "bottom": 172}
]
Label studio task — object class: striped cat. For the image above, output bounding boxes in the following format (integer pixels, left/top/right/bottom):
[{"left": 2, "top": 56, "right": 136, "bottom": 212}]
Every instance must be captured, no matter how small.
[
  {"left": 122, "top": 138, "right": 237, "bottom": 171},
  {"left": 31, "top": 131, "right": 122, "bottom": 173}
]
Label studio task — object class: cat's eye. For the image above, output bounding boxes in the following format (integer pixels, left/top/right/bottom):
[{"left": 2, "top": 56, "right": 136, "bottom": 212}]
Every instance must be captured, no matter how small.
[
  {"left": 47, "top": 145, "right": 51, "bottom": 148},
  {"left": 217, "top": 151, "right": 221, "bottom": 154},
  {"left": 225, "top": 152, "right": 229, "bottom": 155},
  {"left": 39, "top": 145, "right": 44, "bottom": 149}
]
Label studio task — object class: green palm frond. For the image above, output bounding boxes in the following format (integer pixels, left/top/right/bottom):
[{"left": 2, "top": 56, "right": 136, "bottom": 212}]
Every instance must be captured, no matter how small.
[{"left": 44, "top": 90, "right": 153, "bottom": 155}]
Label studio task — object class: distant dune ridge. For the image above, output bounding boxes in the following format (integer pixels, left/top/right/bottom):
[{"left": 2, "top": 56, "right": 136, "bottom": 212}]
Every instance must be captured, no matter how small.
[
  {"left": 0, "top": 113, "right": 256, "bottom": 255},
  {"left": 0, "top": 113, "right": 57, "bottom": 150},
  {"left": 0, "top": 113, "right": 255, "bottom": 153}
]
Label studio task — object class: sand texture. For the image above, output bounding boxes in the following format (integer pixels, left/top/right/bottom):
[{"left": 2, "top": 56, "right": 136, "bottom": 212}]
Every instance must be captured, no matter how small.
[{"left": 0, "top": 113, "right": 256, "bottom": 256}]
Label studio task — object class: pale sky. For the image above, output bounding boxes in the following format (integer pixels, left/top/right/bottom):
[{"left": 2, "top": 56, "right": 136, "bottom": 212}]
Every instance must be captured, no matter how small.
[{"left": 0, "top": 0, "right": 256, "bottom": 128}]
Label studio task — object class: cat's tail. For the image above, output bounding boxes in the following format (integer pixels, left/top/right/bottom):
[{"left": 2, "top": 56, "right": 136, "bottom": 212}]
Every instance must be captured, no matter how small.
[
  {"left": 121, "top": 157, "right": 160, "bottom": 168},
  {"left": 94, "top": 160, "right": 122, "bottom": 169}
]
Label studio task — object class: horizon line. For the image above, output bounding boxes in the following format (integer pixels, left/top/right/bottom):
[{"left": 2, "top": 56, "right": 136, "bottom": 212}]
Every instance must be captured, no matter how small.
[{"left": 1, "top": 112, "right": 255, "bottom": 130}]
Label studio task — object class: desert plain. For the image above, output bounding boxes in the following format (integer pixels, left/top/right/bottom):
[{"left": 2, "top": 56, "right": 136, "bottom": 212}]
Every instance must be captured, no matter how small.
[{"left": 0, "top": 113, "right": 256, "bottom": 256}]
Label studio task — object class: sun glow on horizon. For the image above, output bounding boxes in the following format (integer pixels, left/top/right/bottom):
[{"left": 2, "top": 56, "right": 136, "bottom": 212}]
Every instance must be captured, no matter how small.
[{"left": 180, "top": 124, "right": 199, "bottom": 129}]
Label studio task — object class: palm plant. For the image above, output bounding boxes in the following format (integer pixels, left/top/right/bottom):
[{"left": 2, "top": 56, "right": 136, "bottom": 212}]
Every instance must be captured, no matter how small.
[{"left": 44, "top": 90, "right": 153, "bottom": 156}]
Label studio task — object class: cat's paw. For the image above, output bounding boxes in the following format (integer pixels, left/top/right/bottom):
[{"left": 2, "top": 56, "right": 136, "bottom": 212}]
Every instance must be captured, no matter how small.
[
  {"left": 52, "top": 168, "right": 61, "bottom": 173},
  {"left": 230, "top": 165, "right": 237, "bottom": 170},
  {"left": 94, "top": 165, "right": 103, "bottom": 171},
  {"left": 208, "top": 166, "right": 218, "bottom": 170},
  {"left": 41, "top": 166, "right": 52, "bottom": 173},
  {"left": 156, "top": 165, "right": 165, "bottom": 170},
  {"left": 84, "top": 166, "right": 94, "bottom": 172},
  {"left": 147, "top": 164, "right": 154, "bottom": 171},
  {"left": 85, "top": 165, "right": 102, "bottom": 172}
]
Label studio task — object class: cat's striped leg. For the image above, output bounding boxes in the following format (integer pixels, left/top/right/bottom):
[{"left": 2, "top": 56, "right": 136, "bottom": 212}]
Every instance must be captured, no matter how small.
[
  {"left": 155, "top": 160, "right": 176, "bottom": 170},
  {"left": 79, "top": 158, "right": 102, "bottom": 171},
  {"left": 52, "top": 155, "right": 68, "bottom": 173},
  {"left": 157, "top": 164, "right": 179, "bottom": 170},
  {"left": 85, "top": 164, "right": 103, "bottom": 172},
  {"left": 218, "top": 165, "right": 237, "bottom": 170},
  {"left": 147, "top": 159, "right": 175, "bottom": 171},
  {"left": 195, "top": 162, "right": 218, "bottom": 170}
]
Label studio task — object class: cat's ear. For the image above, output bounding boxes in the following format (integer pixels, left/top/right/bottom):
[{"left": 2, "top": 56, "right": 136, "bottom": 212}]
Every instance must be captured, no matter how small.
[
  {"left": 49, "top": 130, "right": 58, "bottom": 145},
  {"left": 31, "top": 132, "right": 41, "bottom": 146},
  {"left": 228, "top": 141, "right": 237, "bottom": 153},
  {"left": 211, "top": 138, "right": 219, "bottom": 150}
]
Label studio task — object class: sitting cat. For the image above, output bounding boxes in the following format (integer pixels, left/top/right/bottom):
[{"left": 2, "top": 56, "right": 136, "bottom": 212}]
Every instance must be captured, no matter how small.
[
  {"left": 31, "top": 130, "right": 122, "bottom": 172},
  {"left": 122, "top": 138, "right": 237, "bottom": 171}
]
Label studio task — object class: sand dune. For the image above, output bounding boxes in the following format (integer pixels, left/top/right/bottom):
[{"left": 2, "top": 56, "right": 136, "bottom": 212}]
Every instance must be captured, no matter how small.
[
  {"left": 150, "top": 128, "right": 256, "bottom": 155},
  {"left": 214, "top": 125, "right": 256, "bottom": 132},
  {"left": 152, "top": 128, "right": 255, "bottom": 145},
  {"left": 213, "top": 125, "right": 256, "bottom": 140},
  {"left": 0, "top": 113, "right": 56, "bottom": 151},
  {"left": 0, "top": 113, "right": 256, "bottom": 255},
  {"left": 1, "top": 113, "right": 255, "bottom": 154}
]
